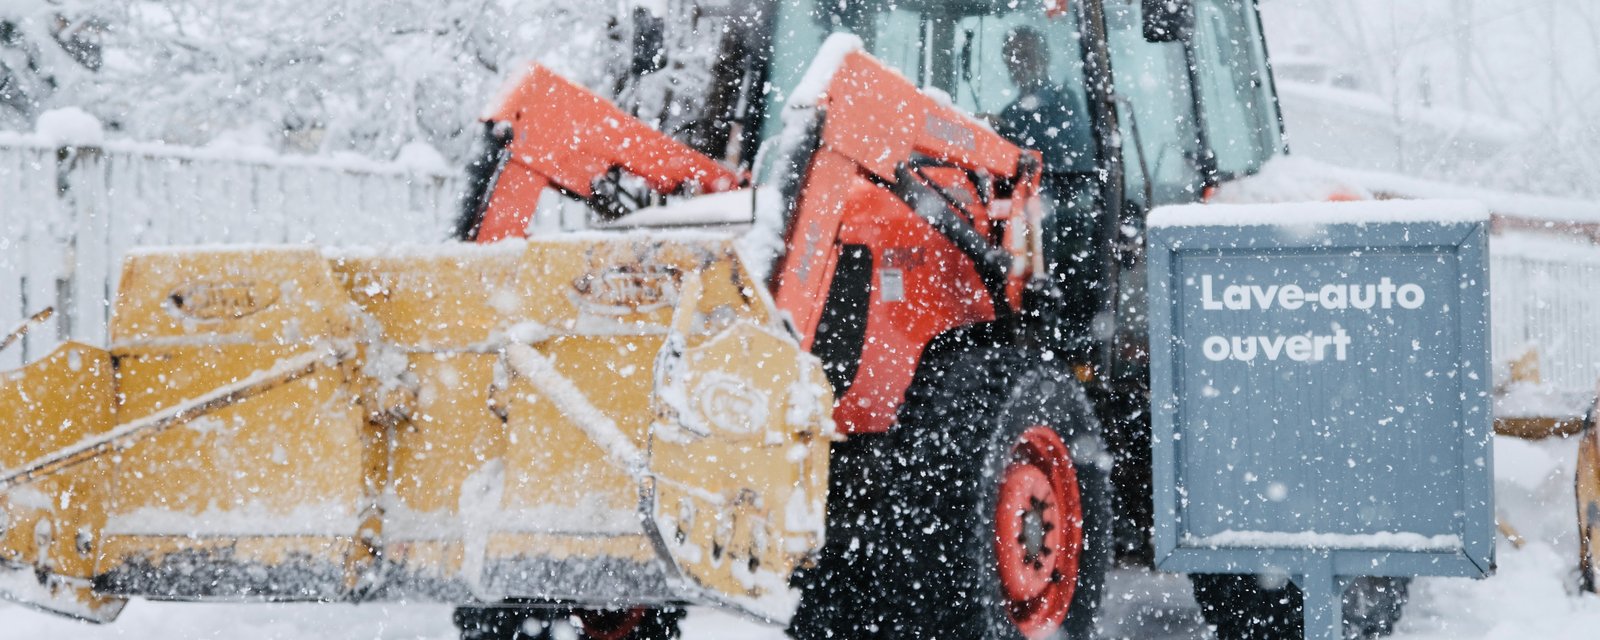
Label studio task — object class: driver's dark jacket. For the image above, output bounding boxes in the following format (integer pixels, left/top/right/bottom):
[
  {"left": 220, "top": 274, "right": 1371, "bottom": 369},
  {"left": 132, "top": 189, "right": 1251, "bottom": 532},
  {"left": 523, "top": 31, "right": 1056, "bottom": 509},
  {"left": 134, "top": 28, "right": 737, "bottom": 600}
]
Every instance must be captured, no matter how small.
[
  {"left": 998, "top": 81, "right": 1101, "bottom": 360},
  {"left": 996, "top": 82, "right": 1094, "bottom": 175}
]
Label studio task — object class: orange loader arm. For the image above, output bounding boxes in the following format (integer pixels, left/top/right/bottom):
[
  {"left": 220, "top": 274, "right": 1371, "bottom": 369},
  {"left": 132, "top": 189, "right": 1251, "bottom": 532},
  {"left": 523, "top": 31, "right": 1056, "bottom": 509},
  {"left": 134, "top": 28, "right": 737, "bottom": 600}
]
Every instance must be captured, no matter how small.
[
  {"left": 769, "top": 49, "right": 1046, "bottom": 341},
  {"left": 466, "top": 65, "right": 741, "bottom": 243},
  {"left": 767, "top": 47, "right": 1047, "bottom": 433}
]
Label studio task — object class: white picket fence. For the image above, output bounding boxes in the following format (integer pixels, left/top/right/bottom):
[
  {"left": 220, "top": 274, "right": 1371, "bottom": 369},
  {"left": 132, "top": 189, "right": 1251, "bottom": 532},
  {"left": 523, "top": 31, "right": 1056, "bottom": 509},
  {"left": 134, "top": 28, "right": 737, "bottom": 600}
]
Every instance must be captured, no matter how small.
[
  {"left": 1489, "top": 235, "right": 1600, "bottom": 406},
  {"left": 0, "top": 139, "right": 462, "bottom": 370}
]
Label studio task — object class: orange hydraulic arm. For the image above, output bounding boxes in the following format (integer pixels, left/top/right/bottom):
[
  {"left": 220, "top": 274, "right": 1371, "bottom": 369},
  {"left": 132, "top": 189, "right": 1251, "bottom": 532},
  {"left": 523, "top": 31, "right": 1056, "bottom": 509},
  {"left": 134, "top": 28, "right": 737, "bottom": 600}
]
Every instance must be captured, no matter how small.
[
  {"left": 752, "top": 46, "right": 1047, "bottom": 434},
  {"left": 768, "top": 49, "right": 1046, "bottom": 347},
  {"left": 468, "top": 65, "right": 741, "bottom": 243}
]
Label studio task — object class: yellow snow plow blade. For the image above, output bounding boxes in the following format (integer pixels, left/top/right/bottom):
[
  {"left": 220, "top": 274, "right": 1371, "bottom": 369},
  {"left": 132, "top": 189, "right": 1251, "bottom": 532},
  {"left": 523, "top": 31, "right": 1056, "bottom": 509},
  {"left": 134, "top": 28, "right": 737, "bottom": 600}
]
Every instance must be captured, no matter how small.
[{"left": 0, "top": 236, "right": 832, "bottom": 623}]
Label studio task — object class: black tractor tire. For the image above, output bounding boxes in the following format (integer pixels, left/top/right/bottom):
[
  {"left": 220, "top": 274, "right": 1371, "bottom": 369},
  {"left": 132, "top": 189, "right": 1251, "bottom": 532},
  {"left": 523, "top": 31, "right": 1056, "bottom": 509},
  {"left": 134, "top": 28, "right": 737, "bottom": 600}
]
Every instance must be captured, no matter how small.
[
  {"left": 885, "top": 344, "right": 1113, "bottom": 639},
  {"left": 788, "top": 433, "right": 899, "bottom": 639},
  {"left": 573, "top": 607, "right": 684, "bottom": 640},
  {"left": 454, "top": 605, "right": 525, "bottom": 640},
  {"left": 1190, "top": 574, "right": 1410, "bottom": 640},
  {"left": 453, "top": 605, "right": 683, "bottom": 640}
]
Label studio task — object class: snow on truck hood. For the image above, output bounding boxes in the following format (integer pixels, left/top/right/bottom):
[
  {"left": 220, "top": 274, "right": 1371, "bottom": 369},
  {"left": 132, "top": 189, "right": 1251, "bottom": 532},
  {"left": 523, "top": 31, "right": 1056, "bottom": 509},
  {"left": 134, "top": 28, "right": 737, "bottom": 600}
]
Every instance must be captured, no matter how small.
[{"left": 1149, "top": 198, "right": 1489, "bottom": 228}]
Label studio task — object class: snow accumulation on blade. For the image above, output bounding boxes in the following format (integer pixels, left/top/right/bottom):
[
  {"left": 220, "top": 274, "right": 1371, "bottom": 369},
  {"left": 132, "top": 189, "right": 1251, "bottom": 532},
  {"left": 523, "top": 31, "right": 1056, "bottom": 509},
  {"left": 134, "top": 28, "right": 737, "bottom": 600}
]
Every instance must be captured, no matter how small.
[
  {"left": 502, "top": 343, "right": 646, "bottom": 477},
  {"left": 604, "top": 188, "right": 763, "bottom": 229},
  {"left": 4, "top": 433, "right": 1592, "bottom": 640},
  {"left": 1149, "top": 199, "right": 1490, "bottom": 228},
  {"left": 103, "top": 501, "right": 360, "bottom": 538},
  {"left": 0, "top": 346, "right": 342, "bottom": 489}
]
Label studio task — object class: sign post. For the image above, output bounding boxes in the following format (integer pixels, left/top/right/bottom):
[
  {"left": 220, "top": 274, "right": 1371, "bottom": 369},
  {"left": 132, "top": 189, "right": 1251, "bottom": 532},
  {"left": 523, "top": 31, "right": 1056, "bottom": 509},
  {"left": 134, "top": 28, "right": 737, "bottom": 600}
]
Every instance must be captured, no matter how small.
[{"left": 1146, "top": 200, "right": 1495, "bottom": 640}]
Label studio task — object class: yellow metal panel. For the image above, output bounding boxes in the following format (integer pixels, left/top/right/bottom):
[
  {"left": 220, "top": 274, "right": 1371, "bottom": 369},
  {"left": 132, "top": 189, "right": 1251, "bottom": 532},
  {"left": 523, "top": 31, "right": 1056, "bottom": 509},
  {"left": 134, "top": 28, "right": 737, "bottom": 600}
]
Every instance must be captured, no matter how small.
[
  {"left": 1579, "top": 415, "right": 1600, "bottom": 592},
  {"left": 499, "top": 336, "right": 657, "bottom": 526},
  {"left": 648, "top": 324, "right": 833, "bottom": 617},
  {"left": 110, "top": 248, "right": 359, "bottom": 348},
  {"left": 107, "top": 355, "right": 367, "bottom": 527},
  {"left": 0, "top": 342, "right": 126, "bottom": 620},
  {"left": 97, "top": 535, "right": 357, "bottom": 570},
  {"left": 330, "top": 245, "right": 525, "bottom": 349},
  {"left": 100, "top": 249, "right": 371, "bottom": 599},
  {"left": 386, "top": 353, "right": 506, "bottom": 517},
  {"left": 486, "top": 533, "right": 657, "bottom": 563},
  {"left": 0, "top": 343, "right": 114, "bottom": 469}
]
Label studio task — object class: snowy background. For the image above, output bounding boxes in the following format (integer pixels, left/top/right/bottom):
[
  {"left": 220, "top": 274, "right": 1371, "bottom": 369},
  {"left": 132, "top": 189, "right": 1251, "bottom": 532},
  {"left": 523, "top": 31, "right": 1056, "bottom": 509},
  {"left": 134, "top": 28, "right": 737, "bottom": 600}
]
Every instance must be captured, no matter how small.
[
  {"left": 2, "top": 0, "right": 1599, "bottom": 638},
  {"left": 1261, "top": 0, "right": 1600, "bottom": 201},
  {"left": 3, "top": 0, "right": 1596, "bottom": 198},
  {"left": 0, "top": 0, "right": 613, "bottom": 162}
]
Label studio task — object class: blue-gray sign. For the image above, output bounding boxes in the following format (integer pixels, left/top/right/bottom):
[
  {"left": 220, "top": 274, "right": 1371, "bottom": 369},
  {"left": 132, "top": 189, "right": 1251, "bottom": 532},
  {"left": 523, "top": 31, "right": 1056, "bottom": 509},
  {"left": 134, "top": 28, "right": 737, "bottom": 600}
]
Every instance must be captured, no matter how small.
[{"left": 1146, "top": 200, "right": 1494, "bottom": 638}]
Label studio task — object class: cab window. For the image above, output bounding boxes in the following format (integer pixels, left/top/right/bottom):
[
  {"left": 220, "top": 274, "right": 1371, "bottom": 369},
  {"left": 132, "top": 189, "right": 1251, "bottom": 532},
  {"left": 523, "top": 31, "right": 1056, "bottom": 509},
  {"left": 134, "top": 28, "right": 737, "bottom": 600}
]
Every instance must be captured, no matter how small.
[
  {"left": 1190, "top": 0, "right": 1283, "bottom": 179},
  {"left": 762, "top": 0, "right": 1096, "bottom": 176},
  {"left": 1104, "top": 0, "right": 1206, "bottom": 208}
]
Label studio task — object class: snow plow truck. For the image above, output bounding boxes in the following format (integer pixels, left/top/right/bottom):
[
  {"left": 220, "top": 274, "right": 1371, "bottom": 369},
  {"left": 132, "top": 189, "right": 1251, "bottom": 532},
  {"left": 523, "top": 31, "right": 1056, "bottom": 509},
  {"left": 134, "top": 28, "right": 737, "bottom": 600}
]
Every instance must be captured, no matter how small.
[{"left": 0, "top": 1, "right": 1411, "bottom": 638}]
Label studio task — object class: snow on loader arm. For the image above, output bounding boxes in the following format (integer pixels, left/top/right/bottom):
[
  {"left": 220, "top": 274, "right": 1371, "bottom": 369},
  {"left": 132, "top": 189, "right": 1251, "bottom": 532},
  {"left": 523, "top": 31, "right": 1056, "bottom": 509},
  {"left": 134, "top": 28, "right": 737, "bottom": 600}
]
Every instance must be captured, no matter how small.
[{"left": 0, "top": 67, "right": 830, "bottom": 625}]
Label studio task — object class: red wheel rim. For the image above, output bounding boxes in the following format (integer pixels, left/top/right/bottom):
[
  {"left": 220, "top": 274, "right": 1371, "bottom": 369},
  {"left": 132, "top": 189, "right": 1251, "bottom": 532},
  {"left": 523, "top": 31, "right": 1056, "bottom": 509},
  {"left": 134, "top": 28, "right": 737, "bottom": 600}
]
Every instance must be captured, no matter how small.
[
  {"left": 576, "top": 607, "right": 646, "bottom": 640},
  {"left": 994, "top": 425, "right": 1083, "bottom": 637}
]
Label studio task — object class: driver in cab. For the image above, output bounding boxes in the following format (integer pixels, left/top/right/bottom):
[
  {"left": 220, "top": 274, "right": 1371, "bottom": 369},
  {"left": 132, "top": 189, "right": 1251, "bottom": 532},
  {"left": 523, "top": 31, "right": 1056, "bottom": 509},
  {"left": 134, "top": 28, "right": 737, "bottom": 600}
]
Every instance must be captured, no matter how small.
[
  {"left": 994, "top": 25, "right": 1102, "bottom": 360},
  {"left": 995, "top": 26, "right": 1094, "bottom": 178}
]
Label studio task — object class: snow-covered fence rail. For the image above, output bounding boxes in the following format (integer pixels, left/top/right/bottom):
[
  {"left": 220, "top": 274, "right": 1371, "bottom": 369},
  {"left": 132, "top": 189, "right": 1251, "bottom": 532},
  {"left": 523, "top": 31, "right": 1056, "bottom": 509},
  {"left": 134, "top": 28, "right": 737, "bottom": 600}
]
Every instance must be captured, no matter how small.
[
  {"left": 0, "top": 139, "right": 462, "bottom": 369},
  {"left": 1489, "top": 234, "right": 1600, "bottom": 416}
]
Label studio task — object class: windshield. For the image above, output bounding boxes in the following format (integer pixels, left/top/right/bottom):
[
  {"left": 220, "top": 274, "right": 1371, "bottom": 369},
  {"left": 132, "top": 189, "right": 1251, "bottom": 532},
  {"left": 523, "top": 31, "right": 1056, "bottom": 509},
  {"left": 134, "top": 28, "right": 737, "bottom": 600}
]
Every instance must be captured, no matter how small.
[
  {"left": 763, "top": 0, "right": 1095, "bottom": 174},
  {"left": 1104, "top": 0, "right": 1206, "bottom": 207}
]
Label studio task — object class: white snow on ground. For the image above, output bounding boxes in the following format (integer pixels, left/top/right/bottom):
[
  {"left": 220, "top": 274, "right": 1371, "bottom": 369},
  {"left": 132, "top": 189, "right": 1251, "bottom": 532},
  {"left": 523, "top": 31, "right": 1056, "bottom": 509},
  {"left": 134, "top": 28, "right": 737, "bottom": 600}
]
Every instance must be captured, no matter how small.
[
  {"left": 0, "top": 601, "right": 786, "bottom": 639},
  {"left": 2, "top": 435, "right": 1595, "bottom": 638},
  {"left": 1388, "top": 436, "right": 1600, "bottom": 640}
]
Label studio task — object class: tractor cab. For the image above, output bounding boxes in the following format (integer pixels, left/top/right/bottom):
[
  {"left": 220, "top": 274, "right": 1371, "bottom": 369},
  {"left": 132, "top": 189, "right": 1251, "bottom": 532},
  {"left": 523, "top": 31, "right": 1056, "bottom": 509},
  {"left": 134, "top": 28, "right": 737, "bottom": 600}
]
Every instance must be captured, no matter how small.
[
  {"left": 752, "top": 0, "right": 1284, "bottom": 201},
  {"left": 750, "top": 0, "right": 1114, "bottom": 361}
]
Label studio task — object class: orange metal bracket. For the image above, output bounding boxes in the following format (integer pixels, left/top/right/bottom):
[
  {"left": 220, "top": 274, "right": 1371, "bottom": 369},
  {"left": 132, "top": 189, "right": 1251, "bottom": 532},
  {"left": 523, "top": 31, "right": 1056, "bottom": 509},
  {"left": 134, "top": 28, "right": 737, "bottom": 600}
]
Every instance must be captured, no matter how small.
[{"left": 476, "top": 66, "right": 741, "bottom": 243}]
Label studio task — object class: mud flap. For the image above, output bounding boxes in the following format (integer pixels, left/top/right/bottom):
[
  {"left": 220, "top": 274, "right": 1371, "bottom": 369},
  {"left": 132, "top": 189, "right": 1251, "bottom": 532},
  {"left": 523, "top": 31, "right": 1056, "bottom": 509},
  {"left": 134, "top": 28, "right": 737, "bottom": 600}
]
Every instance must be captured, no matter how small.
[
  {"left": 1579, "top": 400, "right": 1600, "bottom": 593},
  {"left": 0, "top": 342, "right": 127, "bottom": 622},
  {"left": 641, "top": 272, "right": 834, "bottom": 623}
]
